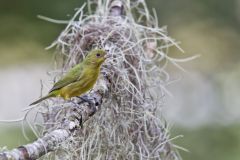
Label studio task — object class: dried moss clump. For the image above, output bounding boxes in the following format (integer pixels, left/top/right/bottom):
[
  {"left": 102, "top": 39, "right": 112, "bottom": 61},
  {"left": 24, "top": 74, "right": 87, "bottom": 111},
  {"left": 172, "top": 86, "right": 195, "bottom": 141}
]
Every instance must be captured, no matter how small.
[{"left": 33, "top": 0, "right": 188, "bottom": 159}]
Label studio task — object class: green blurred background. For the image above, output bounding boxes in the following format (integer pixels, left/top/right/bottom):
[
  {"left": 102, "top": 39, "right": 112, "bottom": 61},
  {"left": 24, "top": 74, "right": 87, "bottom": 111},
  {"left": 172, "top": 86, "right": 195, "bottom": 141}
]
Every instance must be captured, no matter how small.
[{"left": 0, "top": 0, "right": 240, "bottom": 160}]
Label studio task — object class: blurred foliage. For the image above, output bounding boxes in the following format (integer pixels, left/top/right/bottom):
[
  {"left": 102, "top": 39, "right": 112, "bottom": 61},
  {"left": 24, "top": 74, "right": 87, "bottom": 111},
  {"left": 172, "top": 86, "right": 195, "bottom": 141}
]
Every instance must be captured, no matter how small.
[
  {"left": 148, "top": 0, "right": 240, "bottom": 71},
  {"left": 173, "top": 125, "right": 240, "bottom": 160},
  {"left": 0, "top": 126, "right": 35, "bottom": 149},
  {"left": 0, "top": 0, "right": 84, "bottom": 66},
  {"left": 149, "top": 0, "right": 239, "bottom": 27},
  {"left": 0, "top": 0, "right": 85, "bottom": 43}
]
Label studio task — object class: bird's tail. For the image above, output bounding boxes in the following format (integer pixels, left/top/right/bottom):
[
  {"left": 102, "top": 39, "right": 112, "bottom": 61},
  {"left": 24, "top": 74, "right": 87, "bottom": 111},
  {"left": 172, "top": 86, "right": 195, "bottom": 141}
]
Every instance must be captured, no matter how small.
[{"left": 29, "top": 92, "right": 56, "bottom": 106}]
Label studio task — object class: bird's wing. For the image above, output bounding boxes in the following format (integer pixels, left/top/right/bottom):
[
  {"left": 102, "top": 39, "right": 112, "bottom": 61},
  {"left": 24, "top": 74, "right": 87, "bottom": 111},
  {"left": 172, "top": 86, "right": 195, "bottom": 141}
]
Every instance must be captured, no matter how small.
[{"left": 49, "top": 64, "right": 83, "bottom": 92}]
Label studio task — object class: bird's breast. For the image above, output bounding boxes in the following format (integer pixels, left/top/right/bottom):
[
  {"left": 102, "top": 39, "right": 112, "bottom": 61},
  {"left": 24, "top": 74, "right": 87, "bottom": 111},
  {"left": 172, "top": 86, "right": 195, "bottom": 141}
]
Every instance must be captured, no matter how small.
[{"left": 60, "top": 67, "right": 100, "bottom": 99}]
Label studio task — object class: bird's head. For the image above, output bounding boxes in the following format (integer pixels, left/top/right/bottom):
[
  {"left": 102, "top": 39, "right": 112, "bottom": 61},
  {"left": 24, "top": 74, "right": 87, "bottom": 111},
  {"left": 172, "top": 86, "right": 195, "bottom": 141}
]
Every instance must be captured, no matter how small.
[{"left": 84, "top": 49, "right": 108, "bottom": 67}]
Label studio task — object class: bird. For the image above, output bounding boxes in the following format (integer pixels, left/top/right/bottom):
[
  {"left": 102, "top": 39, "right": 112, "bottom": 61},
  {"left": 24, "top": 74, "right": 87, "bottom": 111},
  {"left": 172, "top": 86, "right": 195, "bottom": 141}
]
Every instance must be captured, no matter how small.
[{"left": 30, "top": 49, "right": 108, "bottom": 106}]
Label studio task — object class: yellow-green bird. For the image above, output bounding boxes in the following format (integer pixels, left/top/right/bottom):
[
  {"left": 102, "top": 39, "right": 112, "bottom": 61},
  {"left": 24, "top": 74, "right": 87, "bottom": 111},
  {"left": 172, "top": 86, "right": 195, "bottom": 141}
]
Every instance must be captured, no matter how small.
[{"left": 30, "top": 49, "right": 107, "bottom": 106}]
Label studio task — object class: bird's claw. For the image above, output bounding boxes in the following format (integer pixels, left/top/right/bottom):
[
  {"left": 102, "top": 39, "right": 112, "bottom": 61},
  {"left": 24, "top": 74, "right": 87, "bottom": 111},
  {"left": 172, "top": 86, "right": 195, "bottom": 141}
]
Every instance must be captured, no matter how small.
[
  {"left": 77, "top": 95, "right": 96, "bottom": 116},
  {"left": 77, "top": 95, "right": 94, "bottom": 104}
]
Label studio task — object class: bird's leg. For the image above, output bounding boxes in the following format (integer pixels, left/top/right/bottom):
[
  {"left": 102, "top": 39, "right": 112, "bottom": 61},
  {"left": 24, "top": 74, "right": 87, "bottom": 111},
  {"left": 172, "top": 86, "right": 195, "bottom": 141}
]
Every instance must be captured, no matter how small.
[{"left": 76, "top": 95, "right": 94, "bottom": 104}]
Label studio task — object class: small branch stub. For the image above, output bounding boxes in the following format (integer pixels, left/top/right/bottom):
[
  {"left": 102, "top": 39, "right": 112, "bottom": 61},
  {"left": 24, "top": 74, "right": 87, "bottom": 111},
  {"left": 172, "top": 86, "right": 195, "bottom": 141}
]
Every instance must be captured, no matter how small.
[{"left": 109, "top": 0, "right": 124, "bottom": 16}]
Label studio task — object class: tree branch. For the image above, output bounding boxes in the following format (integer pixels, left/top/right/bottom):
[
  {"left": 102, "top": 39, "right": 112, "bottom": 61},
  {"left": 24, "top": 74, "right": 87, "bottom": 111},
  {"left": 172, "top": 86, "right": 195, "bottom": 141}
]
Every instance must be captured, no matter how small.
[{"left": 0, "top": 75, "right": 110, "bottom": 160}]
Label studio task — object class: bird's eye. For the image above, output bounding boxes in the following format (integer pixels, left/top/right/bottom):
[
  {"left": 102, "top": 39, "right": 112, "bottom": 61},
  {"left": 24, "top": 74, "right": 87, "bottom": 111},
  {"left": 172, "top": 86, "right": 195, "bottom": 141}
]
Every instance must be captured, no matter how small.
[{"left": 96, "top": 53, "right": 101, "bottom": 57}]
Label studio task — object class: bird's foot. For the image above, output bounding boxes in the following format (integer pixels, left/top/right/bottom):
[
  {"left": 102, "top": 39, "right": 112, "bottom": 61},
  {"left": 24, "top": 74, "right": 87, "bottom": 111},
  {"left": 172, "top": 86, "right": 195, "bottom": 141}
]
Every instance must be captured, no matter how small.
[
  {"left": 77, "top": 95, "right": 94, "bottom": 104},
  {"left": 77, "top": 95, "right": 96, "bottom": 116}
]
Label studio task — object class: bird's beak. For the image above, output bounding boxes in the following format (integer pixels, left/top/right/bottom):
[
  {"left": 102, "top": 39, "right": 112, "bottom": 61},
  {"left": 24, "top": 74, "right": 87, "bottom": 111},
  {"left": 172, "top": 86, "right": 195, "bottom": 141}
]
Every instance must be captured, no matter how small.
[{"left": 104, "top": 54, "right": 110, "bottom": 59}]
